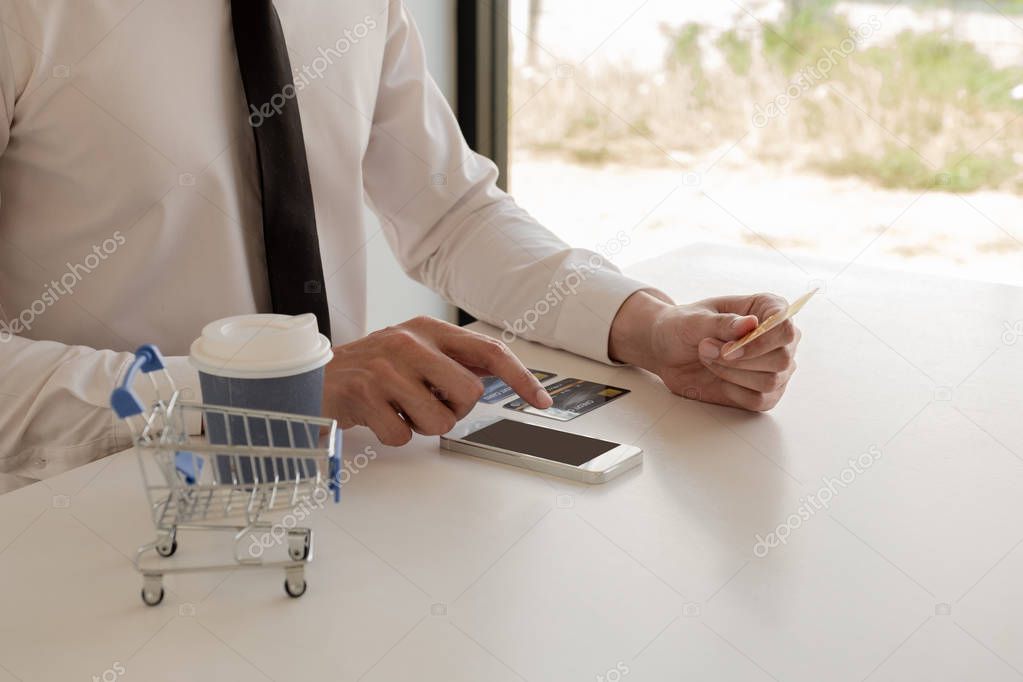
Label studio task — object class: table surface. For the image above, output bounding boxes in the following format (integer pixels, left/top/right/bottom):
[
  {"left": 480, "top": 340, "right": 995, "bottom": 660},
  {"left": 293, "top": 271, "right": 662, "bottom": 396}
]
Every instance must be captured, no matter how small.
[{"left": 2, "top": 243, "right": 1022, "bottom": 682}]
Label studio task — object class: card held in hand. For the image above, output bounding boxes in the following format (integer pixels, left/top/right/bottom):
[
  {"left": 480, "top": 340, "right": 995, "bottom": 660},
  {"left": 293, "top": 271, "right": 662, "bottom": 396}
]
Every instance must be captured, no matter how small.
[{"left": 726, "top": 288, "right": 818, "bottom": 355}]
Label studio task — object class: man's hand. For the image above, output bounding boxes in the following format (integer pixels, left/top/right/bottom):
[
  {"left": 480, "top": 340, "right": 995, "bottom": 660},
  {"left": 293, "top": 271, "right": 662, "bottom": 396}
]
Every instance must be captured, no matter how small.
[
  {"left": 609, "top": 291, "right": 801, "bottom": 411},
  {"left": 323, "top": 316, "right": 553, "bottom": 445}
]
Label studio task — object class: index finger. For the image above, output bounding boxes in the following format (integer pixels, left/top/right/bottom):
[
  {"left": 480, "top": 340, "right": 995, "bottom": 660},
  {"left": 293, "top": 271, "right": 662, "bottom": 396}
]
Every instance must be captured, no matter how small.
[
  {"left": 724, "top": 288, "right": 818, "bottom": 359},
  {"left": 707, "top": 292, "right": 788, "bottom": 318},
  {"left": 723, "top": 318, "right": 798, "bottom": 360},
  {"left": 440, "top": 332, "right": 553, "bottom": 409}
]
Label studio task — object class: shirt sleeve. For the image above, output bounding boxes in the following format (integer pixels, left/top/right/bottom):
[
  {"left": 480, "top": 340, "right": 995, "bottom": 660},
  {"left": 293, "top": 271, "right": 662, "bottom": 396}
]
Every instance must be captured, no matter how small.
[
  {"left": 360, "top": 0, "right": 654, "bottom": 363},
  {"left": 0, "top": 29, "right": 202, "bottom": 489},
  {"left": 0, "top": 334, "right": 202, "bottom": 486}
]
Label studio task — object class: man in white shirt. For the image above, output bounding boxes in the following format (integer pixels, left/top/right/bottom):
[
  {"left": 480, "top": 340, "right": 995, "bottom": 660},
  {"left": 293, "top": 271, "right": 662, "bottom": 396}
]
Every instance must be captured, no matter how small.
[{"left": 0, "top": 0, "right": 800, "bottom": 492}]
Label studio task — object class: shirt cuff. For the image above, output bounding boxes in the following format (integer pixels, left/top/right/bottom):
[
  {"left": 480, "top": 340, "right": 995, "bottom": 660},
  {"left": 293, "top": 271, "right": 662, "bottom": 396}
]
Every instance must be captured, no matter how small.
[
  {"left": 165, "top": 356, "right": 203, "bottom": 435},
  {"left": 552, "top": 267, "right": 651, "bottom": 365},
  {"left": 113, "top": 355, "right": 203, "bottom": 446}
]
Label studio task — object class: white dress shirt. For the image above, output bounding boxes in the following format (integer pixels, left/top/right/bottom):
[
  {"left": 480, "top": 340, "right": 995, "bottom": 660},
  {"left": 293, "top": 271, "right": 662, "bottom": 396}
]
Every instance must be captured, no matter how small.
[{"left": 0, "top": 0, "right": 648, "bottom": 492}]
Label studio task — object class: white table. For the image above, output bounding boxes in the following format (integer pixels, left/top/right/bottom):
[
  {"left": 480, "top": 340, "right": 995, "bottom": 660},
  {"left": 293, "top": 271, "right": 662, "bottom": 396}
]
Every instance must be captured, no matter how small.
[{"left": 2, "top": 243, "right": 1021, "bottom": 682}]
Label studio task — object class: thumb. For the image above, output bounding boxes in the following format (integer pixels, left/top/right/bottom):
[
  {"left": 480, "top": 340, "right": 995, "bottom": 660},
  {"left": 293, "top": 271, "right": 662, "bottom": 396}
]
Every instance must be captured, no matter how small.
[
  {"left": 692, "top": 313, "right": 756, "bottom": 362},
  {"left": 698, "top": 337, "right": 726, "bottom": 362},
  {"left": 708, "top": 313, "right": 758, "bottom": 341}
]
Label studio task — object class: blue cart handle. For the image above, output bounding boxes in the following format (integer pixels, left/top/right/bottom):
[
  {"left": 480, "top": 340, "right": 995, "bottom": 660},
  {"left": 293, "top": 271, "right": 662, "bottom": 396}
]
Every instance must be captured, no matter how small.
[{"left": 110, "top": 344, "right": 166, "bottom": 419}]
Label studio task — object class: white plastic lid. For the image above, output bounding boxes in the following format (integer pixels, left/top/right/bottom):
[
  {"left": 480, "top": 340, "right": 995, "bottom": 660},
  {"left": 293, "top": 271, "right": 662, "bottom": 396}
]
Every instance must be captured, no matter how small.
[{"left": 189, "top": 313, "right": 333, "bottom": 379}]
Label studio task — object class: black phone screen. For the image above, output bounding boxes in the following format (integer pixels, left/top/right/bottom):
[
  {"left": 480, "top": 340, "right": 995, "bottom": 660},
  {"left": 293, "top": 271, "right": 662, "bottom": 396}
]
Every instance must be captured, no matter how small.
[{"left": 461, "top": 419, "right": 618, "bottom": 466}]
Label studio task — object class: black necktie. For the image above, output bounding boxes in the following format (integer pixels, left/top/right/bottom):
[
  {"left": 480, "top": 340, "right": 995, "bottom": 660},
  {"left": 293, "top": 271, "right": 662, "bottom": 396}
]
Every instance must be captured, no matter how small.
[{"left": 230, "top": 0, "right": 332, "bottom": 340}]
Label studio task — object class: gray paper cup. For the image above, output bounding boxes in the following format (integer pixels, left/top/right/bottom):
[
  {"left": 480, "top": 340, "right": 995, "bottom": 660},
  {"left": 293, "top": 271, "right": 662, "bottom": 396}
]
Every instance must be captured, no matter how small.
[
  {"left": 198, "top": 368, "right": 325, "bottom": 484},
  {"left": 189, "top": 314, "right": 334, "bottom": 486}
]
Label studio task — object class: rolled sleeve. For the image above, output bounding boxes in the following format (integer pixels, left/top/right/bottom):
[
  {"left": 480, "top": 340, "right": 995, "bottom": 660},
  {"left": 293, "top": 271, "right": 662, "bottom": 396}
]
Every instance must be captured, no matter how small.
[
  {"left": 361, "top": 1, "right": 659, "bottom": 365},
  {"left": 553, "top": 268, "right": 651, "bottom": 364}
]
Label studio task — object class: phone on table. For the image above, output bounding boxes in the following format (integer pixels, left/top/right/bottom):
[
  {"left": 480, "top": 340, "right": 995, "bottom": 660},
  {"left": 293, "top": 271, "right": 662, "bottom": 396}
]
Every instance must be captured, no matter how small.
[{"left": 441, "top": 417, "right": 642, "bottom": 484}]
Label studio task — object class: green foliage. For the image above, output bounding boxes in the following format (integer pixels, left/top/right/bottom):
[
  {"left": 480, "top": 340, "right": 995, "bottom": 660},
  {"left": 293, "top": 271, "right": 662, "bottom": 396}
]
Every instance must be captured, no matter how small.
[
  {"left": 816, "top": 146, "right": 1019, "bottom": 192},
  {"left": 571, "top": 147, "right": 612, "bottom": 165},
  {"left": 753, "top": 5, "right": 1023, "bottom": 191},
  {"left": 664, "top": 23, "right": 703, "bottom": 72},
  {"left": 662, "top": 22, "right": 709, "bottom": 100},
  {"left": 717, "top": 29, "right": 752, "bottom": 75},
  {"left": 862, "top": 30, "right": 1023, "bottom": 112},
  {"left": 762, "top": 4, "right": 849, "bottom": 74},
  {"left": 515, "top": 1, "right": 1023, "bottom": 192},
  {"left": 565, "top": 108, "right": 601, "bottom": 135}
]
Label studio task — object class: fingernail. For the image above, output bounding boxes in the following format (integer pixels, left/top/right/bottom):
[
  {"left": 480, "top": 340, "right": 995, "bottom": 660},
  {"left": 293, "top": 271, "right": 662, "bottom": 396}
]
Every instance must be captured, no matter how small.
[
  {"left": 730, "top": 316, "right": 748, "bottom": 330},
  {"left": 699, "top": 344, "right": 719, "bottom": 360},
  {"left": 722, "top": 346, "right": 744, "bottom": 360},
  {"left": 536, "top": 388, "right": 553, "bottom": 408}
]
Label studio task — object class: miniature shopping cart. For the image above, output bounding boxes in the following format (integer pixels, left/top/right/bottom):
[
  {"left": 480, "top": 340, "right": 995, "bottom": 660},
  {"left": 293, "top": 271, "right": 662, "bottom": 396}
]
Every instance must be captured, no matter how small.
[{"left": 110, "top": 345, "right": 341, "bottom": 606}]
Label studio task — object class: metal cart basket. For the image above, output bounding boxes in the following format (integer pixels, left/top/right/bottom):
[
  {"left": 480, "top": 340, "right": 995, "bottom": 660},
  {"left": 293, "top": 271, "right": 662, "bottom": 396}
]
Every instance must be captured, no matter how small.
[{"left": 110, "top": 345, "right": 340, "bottom": 606}]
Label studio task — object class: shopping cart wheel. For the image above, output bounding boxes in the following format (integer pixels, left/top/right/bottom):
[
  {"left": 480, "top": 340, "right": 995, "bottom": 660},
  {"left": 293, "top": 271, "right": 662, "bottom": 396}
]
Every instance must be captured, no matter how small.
[
  {"left": 141, "top": 585, "right": 165, "bottom": 606},
  {"left": 284, "top": 577, "right": 307, "bottom": 598},
  {"left": 287, "top": 529, "right": 311, "bottom": 561},
  {"left": 156, "top": 529, "right": 177, "bottom": 557},
  {"left": 141, "top": 574, "right": 164, "bottom": 606},
  {"left": 156, "top": 538, "right": 178, "bottom": 558}
]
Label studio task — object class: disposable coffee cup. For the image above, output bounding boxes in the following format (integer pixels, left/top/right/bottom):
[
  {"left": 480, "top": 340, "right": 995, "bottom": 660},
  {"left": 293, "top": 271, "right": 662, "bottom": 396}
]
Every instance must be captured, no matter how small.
[{"left": 189, "top": 313, "right": 334, "bottom": 486}]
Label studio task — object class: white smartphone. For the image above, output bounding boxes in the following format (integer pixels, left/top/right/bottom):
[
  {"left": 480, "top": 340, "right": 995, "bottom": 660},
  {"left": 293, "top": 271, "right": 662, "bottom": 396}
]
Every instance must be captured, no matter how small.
[{"left": 440, "top": 417, "right": 642, "bottom": 484}]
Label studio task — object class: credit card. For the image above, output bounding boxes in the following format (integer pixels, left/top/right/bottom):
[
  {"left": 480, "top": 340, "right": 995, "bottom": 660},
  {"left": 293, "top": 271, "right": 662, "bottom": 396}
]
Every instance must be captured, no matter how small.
[
  {"left": 503, "top": 377, "right": 630, "bottom": 421},
  {"left": 726, "top": 288, "right": 818, "bottom": 355},
  {"left": 479, "top": 369, "right": 556, "bottom": 404}
]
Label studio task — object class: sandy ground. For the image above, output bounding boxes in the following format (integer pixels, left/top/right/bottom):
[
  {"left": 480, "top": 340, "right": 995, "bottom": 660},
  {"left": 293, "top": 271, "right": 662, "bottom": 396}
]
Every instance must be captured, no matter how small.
[{"left": 508, "top": 151, "right": 1023, "bottom": 287}]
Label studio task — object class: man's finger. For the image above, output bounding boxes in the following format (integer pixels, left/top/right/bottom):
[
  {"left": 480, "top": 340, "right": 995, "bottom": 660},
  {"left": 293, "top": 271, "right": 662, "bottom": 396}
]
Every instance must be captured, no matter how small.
[
  {"left": 362, "top": 397, "right": 414, "bottom": 446},
  {"left": 703, "top": 362, "right": 793, "bottom": 394},
  {"left": 709, "top": 313, "right": 758, "bottom": 342},
  {"left": 388, "top": 373, "right": 459, "bottom": 436},
  {"left": 706, "top": 293, "right": 787, "bottom": 317},
  {"left": 722, "top": 319, "right": 798, "bottom": 361},
  {"left": 698, "top": 337, "right": 726, "bottom": 362},
  {"left": 441, "top": 332, "right": 552, "bottom": 408},
  {"left": 418, "top": 356, "right": 486, "bottom": 420},
  {"left": 719, "top": 381, "right": 783, "bottom": 412},
  {"left": 716, "top": 345, "right": 796, "bottom": 372}
]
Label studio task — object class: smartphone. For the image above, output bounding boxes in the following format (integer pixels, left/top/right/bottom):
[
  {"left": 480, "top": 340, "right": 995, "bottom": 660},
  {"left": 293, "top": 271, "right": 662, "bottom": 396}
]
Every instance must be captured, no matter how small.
[{"left": 440, "top": 417, "right": 642, "bottom": 484}]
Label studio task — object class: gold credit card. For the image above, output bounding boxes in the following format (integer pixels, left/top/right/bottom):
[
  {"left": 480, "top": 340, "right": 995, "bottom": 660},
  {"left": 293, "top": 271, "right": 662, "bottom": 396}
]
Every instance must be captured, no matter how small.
[{"left": 726, "top": 288, "right": 818, "bottom": 354}]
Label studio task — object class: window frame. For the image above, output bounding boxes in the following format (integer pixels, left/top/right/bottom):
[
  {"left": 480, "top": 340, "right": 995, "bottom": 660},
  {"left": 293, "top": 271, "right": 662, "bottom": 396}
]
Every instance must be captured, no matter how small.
[{"left": 455, "top": 0, "right": 510, "bottom": 325}]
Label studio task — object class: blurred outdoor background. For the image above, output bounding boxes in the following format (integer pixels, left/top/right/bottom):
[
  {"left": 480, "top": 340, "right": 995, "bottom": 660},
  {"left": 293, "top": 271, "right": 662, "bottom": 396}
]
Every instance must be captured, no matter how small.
[{"left": 506, "top": 0, "right": 1023, "bottom": 285}]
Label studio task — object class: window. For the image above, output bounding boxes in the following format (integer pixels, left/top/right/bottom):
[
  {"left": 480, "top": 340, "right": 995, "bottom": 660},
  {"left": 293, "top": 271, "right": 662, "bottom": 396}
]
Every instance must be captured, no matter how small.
[{"left": 498, "top": 0, "right": 1023, "bottom": 285}]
